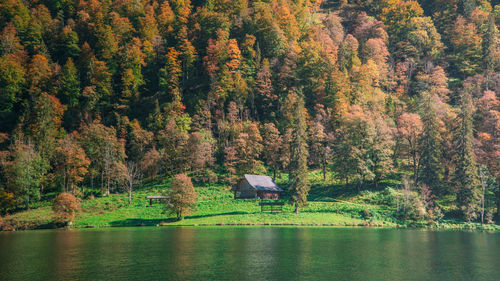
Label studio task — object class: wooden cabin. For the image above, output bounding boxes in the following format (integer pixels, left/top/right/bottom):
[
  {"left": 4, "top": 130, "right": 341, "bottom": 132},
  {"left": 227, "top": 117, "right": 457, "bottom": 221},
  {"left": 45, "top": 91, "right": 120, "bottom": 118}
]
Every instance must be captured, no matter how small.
[{"left": 231, "top": 175, "right": 283, "bottom": 199}]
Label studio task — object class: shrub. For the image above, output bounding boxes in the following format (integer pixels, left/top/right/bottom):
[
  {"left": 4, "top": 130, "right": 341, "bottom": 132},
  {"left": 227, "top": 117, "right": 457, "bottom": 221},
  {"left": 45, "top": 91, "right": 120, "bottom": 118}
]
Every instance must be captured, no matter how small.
[
  {"left": 485, "top": 210, "right": 494, "bottom": 224},
  {"left": 463, "top": 204, "right": 479, "bottom": 222},
  {"left": 0, "top": 218, "right": 15, "bottom": 231},
  {"left": 52, "top": 193, "right": 80, "bottom": 224},
  {"left": 426, "top": 206, "right": 444, "bottom": 221},
  {"left": 0, "top": 189, "right": 16, "bottom": 214},
  {"left": 361, "top": 209, "right": 373, "bottom": 219},
  {"left": 206, "top": 169, "right": 218, "bottom": 184},
  {"left": 397, "top": 192, "right": 426, "bottom": 221},
  {"left": 73, "top": 188, "right": 83, "bottom": 198},
  {"left": 193, "top": 169, "right": 218, "bottom": 184},
  {"left": 164, "top": 174, "right": 197, "bottom": 220}
]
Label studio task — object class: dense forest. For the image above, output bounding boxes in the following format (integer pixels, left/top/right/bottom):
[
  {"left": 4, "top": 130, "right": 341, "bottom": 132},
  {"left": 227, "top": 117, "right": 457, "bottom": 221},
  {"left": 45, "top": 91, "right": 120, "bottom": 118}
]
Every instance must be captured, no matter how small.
[{"left": 0, "top": 0, "right": 498, "bottom": 222}]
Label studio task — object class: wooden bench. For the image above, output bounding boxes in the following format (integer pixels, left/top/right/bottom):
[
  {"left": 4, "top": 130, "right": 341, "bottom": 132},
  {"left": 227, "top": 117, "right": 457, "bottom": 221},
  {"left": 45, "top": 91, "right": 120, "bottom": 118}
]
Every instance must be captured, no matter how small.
[
  {"left": 259, "top": 201, "right": 285, "bottom": 213},
  {"left": 146, "top": 195, "right": 170, "bottom": 206}
]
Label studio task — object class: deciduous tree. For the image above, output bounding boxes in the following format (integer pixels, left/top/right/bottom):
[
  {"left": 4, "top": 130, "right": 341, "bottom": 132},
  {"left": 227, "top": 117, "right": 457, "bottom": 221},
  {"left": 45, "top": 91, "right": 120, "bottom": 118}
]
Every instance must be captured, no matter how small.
[
  {"left": 448, "top": 16, "right": 483, "bottom": 78},
  {"left": 55, "top": 133, "right": 90, "bottom": 194},
  {"left": 261, "top": 123, "right": 283, "bottom": 181},
  {"left": 397, "top": 113, "right": 424, "bottom": 183},
  {"left": 3, "top": 139, "right": 46, "bottom": 209},
  {"left": 186, "top": 129, "right": 215, "bottom": 181},
  {"left": 52, "top": 192, "right": 79, "bottom": 225},
  {"left": 165, "top": 174, "right": 197, "bottom": 220},
  {"left": 124, "top": 161, "right": 141, "bottom": 204}
]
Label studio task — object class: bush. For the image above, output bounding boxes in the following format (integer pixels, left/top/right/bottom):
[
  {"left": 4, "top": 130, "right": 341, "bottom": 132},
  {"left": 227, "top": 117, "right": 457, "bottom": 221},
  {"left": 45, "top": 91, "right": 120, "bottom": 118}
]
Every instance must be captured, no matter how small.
[
  {"left": 53, "top": 193, "right": 80, "bottom": 224},
  {"left": 0, "top": 217, "right": 15, "bottom": 231},
  {"left": 426, "top": 206, "right": 444, "bottom": 221},
  {"left": 463, "top": 204, "right": 479, "bottom": 222},
  {"left": 73, "top": 188, "right": 83, "bottom": 198},
  {"left": 485, "top": 210, "right": 494, "bottom": 224},
  {"left": 0, "top": 189, "right": 16, "bottom": 214},
  {"left": 361, "top": 209, "right": 373, "bottom": 219},
  {"left": 397, "top": 192, "right": 426, "bottom": 221},
  {"left": 193, "top": 169, "right": 218, "bottom": 184},
  {"left": 164, "top": 174, "right": 197, "bottom": 220}
]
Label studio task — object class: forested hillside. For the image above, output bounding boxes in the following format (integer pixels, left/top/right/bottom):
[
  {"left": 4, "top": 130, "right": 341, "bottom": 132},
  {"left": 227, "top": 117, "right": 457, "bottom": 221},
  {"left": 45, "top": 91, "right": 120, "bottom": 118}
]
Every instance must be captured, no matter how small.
[{"left": 0, "top": 0, "right": 499, "bottom": 222}]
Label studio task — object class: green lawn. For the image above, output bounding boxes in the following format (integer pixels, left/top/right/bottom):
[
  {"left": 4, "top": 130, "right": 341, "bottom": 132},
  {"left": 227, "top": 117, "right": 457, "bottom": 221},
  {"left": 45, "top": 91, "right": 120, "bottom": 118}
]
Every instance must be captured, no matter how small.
[
  {"left": 3, "top": 181, "right": 396, "bottom": 230},
  {"left": 2, "top": 172, "right": 499, "bottom": 231},
  {"left": 72, "top": 183, "right": 394, "bottom": 228}
]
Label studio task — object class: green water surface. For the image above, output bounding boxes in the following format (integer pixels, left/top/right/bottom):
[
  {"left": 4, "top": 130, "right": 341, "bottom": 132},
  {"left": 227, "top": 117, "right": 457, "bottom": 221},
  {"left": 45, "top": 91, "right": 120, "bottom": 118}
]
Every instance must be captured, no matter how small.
[{"left": 1, "top": 227, "right": 499, "bottom": 280}]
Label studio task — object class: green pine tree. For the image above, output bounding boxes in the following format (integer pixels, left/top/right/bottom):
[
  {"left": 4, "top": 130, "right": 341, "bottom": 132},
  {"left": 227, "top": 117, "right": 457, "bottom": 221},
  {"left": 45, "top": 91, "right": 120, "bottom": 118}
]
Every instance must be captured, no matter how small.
[
  {"left": 455, "top": 88, "right": 480, "bottom": 221},
  {"left": 288, "top": 93, "right": 309, "bottom": 213},
  {"left": 484, "top": 13, "right": 499, "bottom": 89},
  {"left": 419, "top": 92, "right": 443, "bottom": 195},
  {"left": 59, "top": 58, "right": 80, "bottom": 106}
]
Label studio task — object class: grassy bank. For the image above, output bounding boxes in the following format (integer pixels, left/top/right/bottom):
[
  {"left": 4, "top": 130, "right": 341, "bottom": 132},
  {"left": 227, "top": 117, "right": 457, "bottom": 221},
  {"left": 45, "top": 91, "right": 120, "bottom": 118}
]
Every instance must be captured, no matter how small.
[
  {"left": 1, "top": 172, "right": 499, "bottom": 231},
  {"left": 1, "top": 184, "right": 391, "bottom": 229}
]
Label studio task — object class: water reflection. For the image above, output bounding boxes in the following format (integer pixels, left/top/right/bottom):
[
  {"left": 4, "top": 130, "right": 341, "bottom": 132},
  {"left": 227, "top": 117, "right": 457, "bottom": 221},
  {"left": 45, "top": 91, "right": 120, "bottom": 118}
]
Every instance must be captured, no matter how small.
[{"left": 1, "top": 228, "right": 500, "bottom": 281}]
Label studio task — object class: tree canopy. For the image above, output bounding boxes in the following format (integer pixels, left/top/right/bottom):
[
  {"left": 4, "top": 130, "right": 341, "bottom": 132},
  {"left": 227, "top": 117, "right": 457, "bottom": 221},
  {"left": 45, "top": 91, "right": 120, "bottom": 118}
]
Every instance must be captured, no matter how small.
[{"left": 0, "top": 0, "right": 498, "bottom": 221}]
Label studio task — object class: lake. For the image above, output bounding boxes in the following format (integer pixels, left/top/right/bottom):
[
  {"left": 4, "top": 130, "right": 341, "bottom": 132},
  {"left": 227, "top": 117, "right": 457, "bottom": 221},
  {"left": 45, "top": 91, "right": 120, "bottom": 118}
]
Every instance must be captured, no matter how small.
[{"left": 0, "top": 227, "right": 499, "bottom": 280}]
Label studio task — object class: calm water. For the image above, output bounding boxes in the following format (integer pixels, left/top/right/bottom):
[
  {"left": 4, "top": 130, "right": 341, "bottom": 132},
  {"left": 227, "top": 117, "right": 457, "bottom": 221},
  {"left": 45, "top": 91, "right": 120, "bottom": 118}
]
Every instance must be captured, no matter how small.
[{"left": 1, "top": 227, "right": 499, "bottom": 281}]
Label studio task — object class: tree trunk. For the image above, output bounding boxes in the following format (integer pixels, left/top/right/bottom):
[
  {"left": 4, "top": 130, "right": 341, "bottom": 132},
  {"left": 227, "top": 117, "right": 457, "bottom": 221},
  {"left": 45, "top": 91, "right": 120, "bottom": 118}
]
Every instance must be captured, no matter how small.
[
  {"left": 497, "top": 193, "right": 500, "bottom": 216},
  {"left": 412, "top": 150, "right": 418, "bottom": 184},
  {"left": 251, "top": 89, "right": 257, "bottom": 120},
  {"left": 322, "top": 165, "right": 326, "bottom": 182},
  {"left": 294, "top": 202, "right": 299, "bottom": 214},
  {"left": 40, "top": 171, "right": 46, "bottom": 193},
  {"left": 481, "top": 175, "right": 485, "bottom": 225},
  {"left": 63, "top": 173, "right": 67, "bottom": 193},
  {"left": 106, "top": 177, "right": 110, "bottom": 196},
  {"left": 101, "top": 171, "right": 104, "bottom": 193},
  {"left": 128, "top": 188, "right": 132, "bottom": 204},
  {"left": 273, "top": 169, "right": 276, "bottom": 182}
]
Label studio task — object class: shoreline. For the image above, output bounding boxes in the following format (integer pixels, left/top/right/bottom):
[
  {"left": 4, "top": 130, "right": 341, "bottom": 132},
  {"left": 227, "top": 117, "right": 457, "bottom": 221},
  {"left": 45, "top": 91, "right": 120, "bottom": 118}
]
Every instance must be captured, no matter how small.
[
  {"left": 2, "top": 220, "right": 499, "bottom": 233},
  {"left": 2, "top": 185, "right": 499, "bottom": 233}
]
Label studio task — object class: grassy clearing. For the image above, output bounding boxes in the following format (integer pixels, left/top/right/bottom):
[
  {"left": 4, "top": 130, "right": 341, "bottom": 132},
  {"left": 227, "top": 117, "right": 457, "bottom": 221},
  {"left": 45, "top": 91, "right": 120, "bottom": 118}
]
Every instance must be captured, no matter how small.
[
  {"left": 72, "top": 184, "right": 393, "bottom": 228},
  {"left": 3, "top": 181, "right": 394, "bottom": 230},
  {"left": 2, "top": 171, "right": 499, "bottom": 231}
]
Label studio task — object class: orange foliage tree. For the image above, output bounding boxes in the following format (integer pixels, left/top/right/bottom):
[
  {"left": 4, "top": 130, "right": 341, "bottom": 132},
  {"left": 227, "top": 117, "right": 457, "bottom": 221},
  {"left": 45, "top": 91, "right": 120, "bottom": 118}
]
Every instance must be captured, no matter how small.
[
  {"left": 55, "top": 133, "right": 90, "bottom": 195},
  {"left": 52, "top": 192, "right": 80, "bottom": 224},
  {"left": 164, "top": 174, "right": 197, "bottom": 220}
]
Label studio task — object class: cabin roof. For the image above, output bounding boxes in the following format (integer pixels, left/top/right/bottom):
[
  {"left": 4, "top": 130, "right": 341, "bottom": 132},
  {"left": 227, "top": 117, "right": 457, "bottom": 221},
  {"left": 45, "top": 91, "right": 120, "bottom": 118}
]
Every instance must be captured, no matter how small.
[{"left": 232, "top": 174, "right": 283, "bottom": 192}]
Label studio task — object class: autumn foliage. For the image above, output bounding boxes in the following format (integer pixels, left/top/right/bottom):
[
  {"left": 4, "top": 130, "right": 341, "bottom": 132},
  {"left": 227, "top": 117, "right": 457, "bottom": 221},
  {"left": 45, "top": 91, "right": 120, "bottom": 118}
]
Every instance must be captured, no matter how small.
[
  {"left": 0, "top": 0, "right": 498, "bottom": 222},
  {"left": 52, "top": 193, "right": 80, "bottom": 224},
  {"left": 165, "top": 174, "right": 197, "bottom": 221}
]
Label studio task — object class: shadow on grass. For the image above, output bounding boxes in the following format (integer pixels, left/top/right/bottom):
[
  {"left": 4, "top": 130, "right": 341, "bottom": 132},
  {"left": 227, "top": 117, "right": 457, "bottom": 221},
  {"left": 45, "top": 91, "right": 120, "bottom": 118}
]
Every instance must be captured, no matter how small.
[
  {"left": 186, "top": 211, "right": 253, "bottom": 219},
  {"left": 108, "top": 211, "right": 254, "bottom": 227}
]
